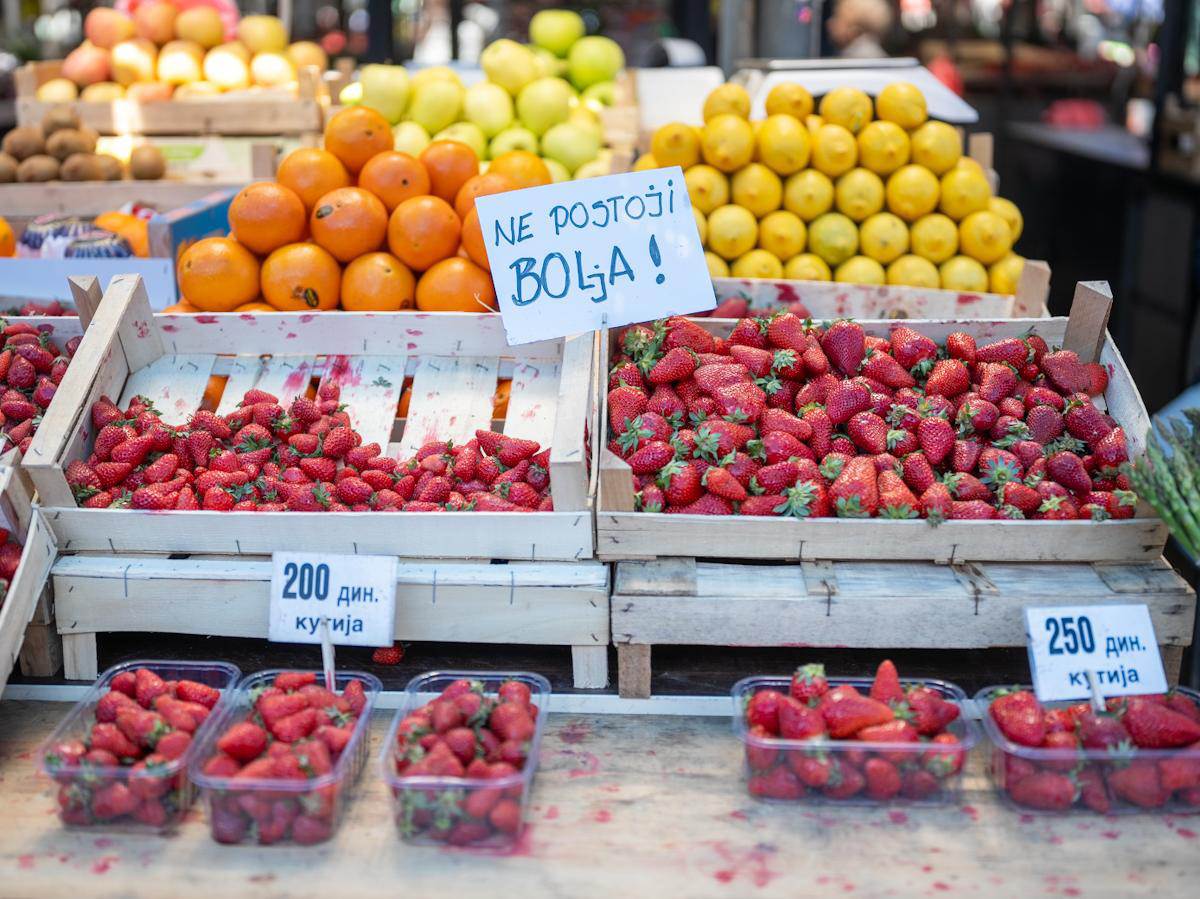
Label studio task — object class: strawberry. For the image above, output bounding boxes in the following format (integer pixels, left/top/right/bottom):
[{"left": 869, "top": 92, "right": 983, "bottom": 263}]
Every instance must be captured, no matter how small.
[
  {"left": 869, "top": 659, "right": 904, "bottom": 704},
  {"left": 115, "top": 707, "right": 170, "bottom": 749},
  {"left": 976, "top": 337, "right": 1029, "bottom": 367},
  {"left": 765, "top": 312, "right": 807, "bottom": 352},
  {"left": 821, "top": 321, "right": 866, "bottom": 375},
  {"left": 1010, "top": 771, "right": 1076, "bottom": 810},
  {"left": 1159, "top": 750, "right": 1200, "bottom": 791},
  {"left": 217, "top": 722, "right": 268, "bottom": 761},
  {"left": 656, "top": 460, "right": 702, "bottom": 507},
  {"left": 1046, "top": 451, "right": 1092, "bottom": 493},
  {"left": 903, "top": 686, "right": 961, "bottom": 735},
  {"left": 1107, "top": 760, "right": 1168, "bottom": 808},
  {"left": 845, "top": 411, "right": 888, "bottom": 454},
  {"left": 607, "top": 385, "right": 649, "bottom": 434},
  {"left": 1041, "top": 350, "right": 1089, "bottom": 394},
  {"left": 860, "top": 350, "right": 915, "bottom": 389},
  {"left": 889, "top": 326, "right": 938, "bottom": 370},
  {"left": 1122, "top": 698, "right": 1200, "bottom": 748},
  {"left": 626, "top": 440, "right": 675, "bottom": 475},
  {"left": 924, "top": 359, "right": 970, "bottom": 397},
  {"left": 647, "top": 346, "right": 697, "bottom": 383},
  {"left": 916, "top": 416, "right": 954, "bottom": 465},
  {"left": 863, "top": 757, "right": 902, "bottom": 800},
  {"left": 1084, "top": 362, "right": 1109, "bottom": 396},
  {"left": 821, "top": 693, "right": 893, "bottom": 738},
  {"left": 701, "top": 465, "right": 747, "bottom": 502},
  {"left": 134, "top": 667, "right": 169, "bottom": 707},
  {"left": 830, "top": 456, "right": 877, "bottom": 518},
  {"left": 989, "top": 690, "right": 1046, "bottom": 747},
  {"left": 91, "top": 783, "right": 140, "bottom": 820},
  {"left": 823, "top": 381, "right": 871, "bottom": 425},
  {"left": 748, "top": 765, "right": 804, "bottom": 800},
  {"left": 777, "top": 696, "right": 827, "bottom": 739},
  {"left": 822, "top": 759, "right": 866, "bottom": 799},
  {"left": 1025, "top": 404, "right": 1064, "bottom": 443},
  {"left": 746, "top": 689, "right": 784, "bottom": 733}
]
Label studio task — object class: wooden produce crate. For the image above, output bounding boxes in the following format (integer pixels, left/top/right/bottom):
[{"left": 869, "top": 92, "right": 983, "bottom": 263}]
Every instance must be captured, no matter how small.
[
  {"left": 24, "top": 274, "right": 599, "bottom": 561},
  {"left": 611, "top": 557, "right": 1196, "bottom": 698},
  {"left": 597, "top": 281, "right": 1169, "bottom": 564}
]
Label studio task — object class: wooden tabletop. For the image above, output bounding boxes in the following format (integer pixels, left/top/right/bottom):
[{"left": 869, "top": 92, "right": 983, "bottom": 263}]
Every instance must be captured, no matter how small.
[{"left": 2, "top": 699, "right": 1199, "bottom": 898}]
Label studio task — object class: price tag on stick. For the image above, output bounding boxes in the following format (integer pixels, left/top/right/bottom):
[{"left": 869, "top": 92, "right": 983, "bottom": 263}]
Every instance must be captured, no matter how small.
[
  {"left": 1024, "top": 604, "right": 1168, "bottom": 703},
  {"left": 268, "top": 552, "right": 397, "bottom": 648},
  {"left": 475, "top": 166, "right": 714, "bottom": 345}
]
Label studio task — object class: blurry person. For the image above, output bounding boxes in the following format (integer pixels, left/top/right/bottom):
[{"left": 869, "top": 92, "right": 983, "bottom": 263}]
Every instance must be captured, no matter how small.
[{"left": 827, "top": 0, "right": 893, "bottom": 59}]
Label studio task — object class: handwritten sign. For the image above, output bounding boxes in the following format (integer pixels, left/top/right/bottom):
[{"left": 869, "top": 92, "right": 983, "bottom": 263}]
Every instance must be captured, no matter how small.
[
  {"left": 1024, "top": 604, "right": 1167, "bottom": 702},
  {"left": 268, "top": 552, "right": 396, "bottom": 648},
  {"left": 475, "top": 166, "right": 714, "bottom": 345}
]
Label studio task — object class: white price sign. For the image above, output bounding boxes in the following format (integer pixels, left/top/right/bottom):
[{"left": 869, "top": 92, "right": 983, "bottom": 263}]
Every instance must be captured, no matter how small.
[
  {"left": 474, "top": 166, "right": 714, "bottom": 345},
  {"left": 268, "top": 552, "right": 397, "bottom": 648},
  {"left": 1024, "top": 604, "right": 1167, "bottom": 702}
]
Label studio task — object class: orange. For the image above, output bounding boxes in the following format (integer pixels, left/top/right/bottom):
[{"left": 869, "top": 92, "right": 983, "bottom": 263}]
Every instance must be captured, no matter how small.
[
  {"left": 419, "top": 140, "right": 479, "bottom": 205},
  {"left": 323, "top": 105, "right": 393, "bottom": 174},
  {"left": 200, "top": 373, "right": 228, "bottom": 410},
  {"left": 358, "top": 152, "right": 431, "bottom": 212},
  {"left": 341, "top": 252, "right": 416, "bottom": 311},
  {"left": 487, "top": 150, "right": 551, "bottom": 189},
  {"left": 233, "top": 301, "right": 276, "bottom": 313},
  {"left": 454, "top": 171, "right": 518, "bottom": 220},
  {"left": 460, "top": 207, "right": 489, "bottom": 269},
  {"left": 396, "top": 378, "right": 413, "bottom": 416},
  {"left": 276, "top": 147, "right": 351, "bottom": 212},
  {"left": 415, "top": 257, "right": 497, "bottom": 313},
  {"left": 261, "top": 243, "right": 341, "bottom": 311},
  {"left": 178, "top": 237, "right": 260, "bottom": 312},
  {"left": 387, "top": 195, "right": 461, "bottom": 272},
  {"left": 93, "top": 211, "right": 150, "bottom": 257},
  {"left": 0, "top": 215, "right": 13, "bottom": 257},
  {"left": 161, "top": 299, "right": 200, "bottom": 313},
  {"left": 228, "top": 181, "right": 307, "bottom": 256},
  {"left": 493, "top": 378, "right": 511, "bottom": 417},
  {"left": 309, "top": 187, "right": 388, "bottom": 263}
]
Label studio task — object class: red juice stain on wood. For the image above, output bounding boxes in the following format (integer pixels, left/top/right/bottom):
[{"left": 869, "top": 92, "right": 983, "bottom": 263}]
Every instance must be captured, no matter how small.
[
  {"left": 1177, "top": 828, "right": 1197, "bottom": 840},
  {"left": 452, "top": 823, "right": 538, "bottom": 858},
  {"left": 194, "top": 315, "right": 218, "bottom": 324},
  {"left": 239, "top": 314, "right": 257, "bottom": 322},
  {"left": 960, "top": 805, "right": 979, "bottom": 821},
  {"left": 775, "top": 283, "right": 800, "bottom": 304},
  {"left": 91, "top": 856, "right": 118, "bottom": 875},
  {"left": 543, "top": 806, "right": 559, "bottom": 820},
  {"left": 93, "top": 838, "right": 113, "bottom": 849},
  {"left": 17, "top": 855, "right": 34, "bottom": 870},
  {"left": 594, "top": 809, "right": 612, "bottom": 823},
  {"left": 557, "top": 721, "right": 590, "bottom": 744},
  {"left": 921, "top": 866, "right": 933, "bottom": 873},
  {"left": 729, "top": 810, "right": 749, "bottom": 821},
  {"left": 600, "top": 784, "right": 620, "bottom": 793},
  {"left": 887, "top": 810, "right": 908, "bottom": 825},
  {"left": 562, "top": 749, "right": 600, "bottom": 778},
  {"left": 299, "top": 315, "right": 315, "bottom": 323},
  {"left": 1101, "top": 830, "right": 1119, "bottom": 840},
  {"left": 282, "top": 367, "right": 310, "bottom": 394},
  {"left": 704, "top": 841, "right": 780, "bottom": 889},
  {"left": 160, "top": 324, "right": 178, "bottom": 332},
  {"left": 1063, "top": 889, "right": 1081, "bottom": 897},
  {"left": 933, "top": 882, "right": 951, "bottom": 891}
]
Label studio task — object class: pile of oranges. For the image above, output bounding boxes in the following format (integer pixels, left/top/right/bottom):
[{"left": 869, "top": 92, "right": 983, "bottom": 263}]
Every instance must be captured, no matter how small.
[{"left": 169, "top": 105, "right": 552, "bottom": 314}]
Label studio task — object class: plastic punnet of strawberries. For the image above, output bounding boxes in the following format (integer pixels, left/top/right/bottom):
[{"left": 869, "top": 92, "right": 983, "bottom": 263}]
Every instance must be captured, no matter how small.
[
  {"left": 193, "top": 671, "right": 375, "bottom": 845},
  {"left": 388, "top": 678, "right": 541, "bottom": 847},
  {"left": 736, "top": 661, "right": 976, "bottom": 803},
  {"left": 70, "top": 382, "right": 554, "bottom": 512},
  {"left": 40, "top": 666, "right": 224, "bottom": 830},
  {"left": 0, "top": 320, "right": 78, "bottom": 455},
  {"left": 983, "top": 686, "right": 1200, "bottom": 813},
  {"left": 608, "top": 315, "right": 1134, "bottom": 521}
]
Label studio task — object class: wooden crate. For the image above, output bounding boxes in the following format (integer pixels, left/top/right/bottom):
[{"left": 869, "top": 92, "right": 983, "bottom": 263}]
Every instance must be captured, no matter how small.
[
  {"left": 15, "top": 62, "right": 325, "bottom": 137},
  {"left": 597, "top": 281, "right": 1169, "bottom": 564},
  {"left": 611, "top": 557, "right": 1196, "bottom": 698},
  {"left": 24, "top": 274, "right": 598, "bottom": 561}
]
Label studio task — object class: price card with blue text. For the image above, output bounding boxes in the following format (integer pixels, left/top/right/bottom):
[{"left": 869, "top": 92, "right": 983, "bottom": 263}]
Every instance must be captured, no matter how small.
[
  {"left": 474, "top": 166, "right": 714, "bottom": 345},
  {"left": 268, "top": 552, "right": 396, "bottom": 648},
  {"left": 1024, "top": 604, "right": 1167, "bottom": 702}
]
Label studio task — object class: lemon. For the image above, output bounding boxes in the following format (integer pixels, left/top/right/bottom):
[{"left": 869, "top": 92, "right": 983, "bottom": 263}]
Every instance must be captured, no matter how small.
[
  {"left": 835, "top": 255, "right": 886, "bottom": 285},
  {"left": 959, "top": 210, "right": 1012, "bottom": 264},
  {"left": 703, "top": 83, "right": 751, "bottom": 121},
  {"left": 732, "top": 248, "right": 784, "bottom": 279},
  {"left": 692, "top": 206, "right": 707, "bottom": 244},
  {"left": 857, "top": 120, "right": 910, "bottom": 176},
  {"left": 651, "top": 122, "right": 701, "bottom": 168},
  {"left": 811, "top": 123, "right": 858, "bottom": 177},
  {"left": 685, "top": 165, "right": 730, "bottom": 215},
  {"left": 632, "top": 152, "right": 658, "bottom": 172},
  {"left": 707, "top": 204, "right": 758, "bottom": 260},
  {"left": 940, "top": 255, "right": 989, "bottom": 291},
  {"left": 989, "top": 252, "right": 1025, "bottom": 294},
  {"left": 885, "top": 164, "right": 940, "bottom": 222},
  {"left": 808, "top": 212, "right": 859, "bottom": 266},
  {"left": 783, "top": 169, "right": 834, "bottom": 221},
  {"left": 758, "top": 210, "right": 806, "bottom": 259},
  {"left": 859, "top": 212, "right": 910, "bottom": 264},
  {"left": 705, "top": 251, "right": 730, "bottom": 278},
  {"left": 757, "top": 114, "right": 811, "bottom": 176},
  {"left": 765, "top": 82, "right": 813, "bottom": 119},
  {"left": 834, "top": 168, "right": 884, "bottom": 222},
  {"left": 805, "top": 114, "right": 824, "bottom": 135},
  {"left": 819, "top": 87, "right": 873, "bottom": 134},
  {"left": 701, "top": 114, "right": 755, "bottom": 173},
  {"left": 731, "top": 163, "right": 783, "bottom": 217},
  {"left": 910, "top": 213, "right": 959, "bottom": 263},
  {"left": 887, "top": 254, "right": 940, "bottom": 287},
  {"left": 875, "top": 82, "right": 928, "bottom": 130},
  {"left": 910, "top": 121, "right": 962, "bottom": 174},
  {"left": 988, "top": 196, "right": 1023, "bottom": 242},
  {"left": 939, "top": 167, "right": 991, "bottom": 221},
  {"left": 784, "top": 252, "right": 832, "bottom": 281}
]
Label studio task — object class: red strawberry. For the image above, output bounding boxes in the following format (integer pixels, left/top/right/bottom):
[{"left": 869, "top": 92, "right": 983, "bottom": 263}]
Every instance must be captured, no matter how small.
[
  {"left": 863, "top": 757, "right": 902, "bottom": 800},
  {"left": 989, "top": 690, "right": 1046, "bottom": 747},
  {"left": 869, "top": 659, "right": 904, "bottom": 704},
  {"left": 916, "top": 416, "right": 954, "bottom": 465},
  {"left": 924, "top": 359, "right": 970, "bottom": 397},
  {"left": 945, "top": 332, "right": 976, "bottom": 364},
  {"left": 1122, "top": 698, "right": 1200, "bottom": 748},
  {"left": 1041, "top": 350, "right": 1089, "bottom": 394},
  {"left": 765, "top": 312, "right": 807, "bottom": 352},
  {"left": 821, "top": 321, "right": 866, "bottom": 375},
  {"left": 822, "top": 759, "right": 866, "bottom": 799},
  {"left": 134, "top": 667, "right": 169, "bottom": 707},
  {"left": 823, "top": 381, "right": 871, "bottom": 425},
  {"left": 829, "top": 455, "right": 877, "bottom": 518},
  {"left": 702, "top": 465, "right": 747, "bottom": 502},
  {"left": 647, "top": 347, "right": 697, "bottom": 384},
  {"left": 1084, "top": 362, "right": 1109, "bottom": 396},
  {"left": 1107, "top": 760, "right": 1168, "bottom": 808},
  {"left": 860, "top": 350, "right": 915, "bottom": 389},
  {"left": 746, "top": 689, "right": 784, "bottom": 733},
  {"left": 846, "top": 411, "right": 888, "bottom": 454},
  {"left": 778, "top": 696, "right": 827, "bottom": 739},
  {"left": 748, "top": 765, "right": 804, "bottom": 800},
  {"left": 217, "top": 722, "right": 269, "bottom": 761},
  {"left": 889, "top": 326, "right": 938, "bottom": 370},
  {"left": 1046, "top": 451, "right": 1092, "bottom": 493},
  {"left": 1010, "top": 771, "right": 1076, "bottom": 810},
  {"left": 976, "top": 337, "right": 1029, "bottom": 367},
  {"left": 789, "top": 664, "right": 828, "bottom": 703},
  {"left": 903, "top": 686, "right": 961, "bottom": 735},
  {"left": 821, "top": 693, "right": 893, "bottom": 738},
  {"left": 1026, "top": 404, "right": 1064, "bottom": 443}
]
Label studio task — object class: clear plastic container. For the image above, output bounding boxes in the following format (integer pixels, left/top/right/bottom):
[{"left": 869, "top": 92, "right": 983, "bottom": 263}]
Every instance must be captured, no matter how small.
[
  {"left": 189, "top": 669, "right": 382, "bottom": 845},
  {"left": 38, "top": 659, "right": 241, "bottom": 832},
  {"left": 731, "top": 675, "right": 979, "bottom": 805},
  {"left": 976, "top": 684, "right": 1200, "bottom": 815},
  {"left": 381, "top": 670, "right": 551, "bottom": 848}
]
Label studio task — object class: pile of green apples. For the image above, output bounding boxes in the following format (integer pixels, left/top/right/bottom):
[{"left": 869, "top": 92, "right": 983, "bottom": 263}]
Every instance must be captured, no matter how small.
[{"left": 341, "top": 9, "right": 625, "bottom": 181}]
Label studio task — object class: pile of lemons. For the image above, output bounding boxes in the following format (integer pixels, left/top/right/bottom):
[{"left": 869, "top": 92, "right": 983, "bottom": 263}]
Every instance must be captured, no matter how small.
[{"left": 638, "top": 81, "right": 1025, "bottom": 293}]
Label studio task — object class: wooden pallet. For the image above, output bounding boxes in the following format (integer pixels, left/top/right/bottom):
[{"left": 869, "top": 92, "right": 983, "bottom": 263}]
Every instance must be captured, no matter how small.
[
  {"left": 611, "top": 557, "right": 1196, "bottom": 698},
  {"left": 597, "top": 281, "right": 1169, "bottom": 564}
]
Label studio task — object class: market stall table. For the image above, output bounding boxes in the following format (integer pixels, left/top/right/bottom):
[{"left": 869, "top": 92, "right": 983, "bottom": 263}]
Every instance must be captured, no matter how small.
[{"left": 2, "top": 700, "right": 1199, "bottom": 897}]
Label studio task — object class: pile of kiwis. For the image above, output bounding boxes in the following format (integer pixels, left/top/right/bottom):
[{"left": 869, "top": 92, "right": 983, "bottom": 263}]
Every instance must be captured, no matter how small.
[{"left": 0, "top": 107, "right": 167, "bottom": 183}]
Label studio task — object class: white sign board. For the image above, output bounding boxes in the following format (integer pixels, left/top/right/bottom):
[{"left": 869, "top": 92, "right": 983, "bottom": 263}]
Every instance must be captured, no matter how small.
[
  {"left": 269, "top": 552, "right": 397, "bottom": 648},
  {"left": 1024, "top": 604, "right": 1167, "bottom": 703},
  {"left": 474, "top": 166, "right": 714, "bottom": 345}
]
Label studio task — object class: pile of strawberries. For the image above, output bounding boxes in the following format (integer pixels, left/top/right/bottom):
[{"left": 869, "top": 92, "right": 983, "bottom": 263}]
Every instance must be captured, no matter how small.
[
  {"left": 742, "top": 661, "right": 967, "bottom": 802},
  {"left": 44, "top": 667, "right": 219, "bottom": 828},
  {"left": 69, "top": 383, "right": 554, "bottom": 512},
  {"left": 988, "top": 688, "right": 1200, "bottom": 812},
  {"left": 391, "top": 678, "right": 538, "bottom": 846},
  {"left": 608, "top": 314, "right": 1135, "bottom": 521},
  {"left": 0, "top": 528, "right": 23, "bottom": 607},
  {"left": 199, "top": 671, "right": 370, "bottom": 845},
  {"left": 0, "top": 320, "right": 78, "bottom": 456}
]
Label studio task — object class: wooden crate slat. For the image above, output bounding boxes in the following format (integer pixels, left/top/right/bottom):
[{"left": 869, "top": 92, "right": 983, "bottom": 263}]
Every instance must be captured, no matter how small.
[
  {"left": 503, "top": 360, "right": 561, "bottom": 447},
  {"left": 321, "top": 355, "right": 407, "bottom": 450},
  {"left": 252, "top": 355, "right": 316, "bottom": 406},
  {"left": 118, "top": 354, "right": 215, "bottom": 427},
  {"left": 0, "top": 515, "right": 56, "bottom": 694},
  {"left": 399, "top": 356, "right": 499, "bottom": 457},
  {"left": 214, "top": 358, "right": 267, "bottom": 416}
]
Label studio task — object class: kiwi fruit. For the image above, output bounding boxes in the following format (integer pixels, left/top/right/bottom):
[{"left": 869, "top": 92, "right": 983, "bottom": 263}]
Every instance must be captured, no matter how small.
[
  {"left": 60, "top": 153, "right": 106, "bottom": 182},
  {"left": 0, "top": 153, "right": 17, "bottom": 183},
  {"left": 45, "top": 129, "right": 91, "bottom": 162},
  {"left": 17, "top": 154, "right": 60, "bottom": 182},
  {"left": 95, "top": 153, "right": 124, "bottom": 181},
  {"left": 40, "top": 107, "right": 81, "bottom": 137},
  {"left": 129, "top": 144, "right": 166, "bottom": 180},
  {"left": 2, "top": 126, "right": 45, "bottom": 161},
  {"left": 79, "top": 125, "right": 100, "bottom": 153}
]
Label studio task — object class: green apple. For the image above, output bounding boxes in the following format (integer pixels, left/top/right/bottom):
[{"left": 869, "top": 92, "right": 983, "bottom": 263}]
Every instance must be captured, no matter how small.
[
  {"left": 462, "top": 81, "right": 513, "bottom": 138},
  {"left": 480, "top": 38, "right": 538, "bottom": 96},
  {"left": 339, "top": 81, "right": 362, "bottom": 105},
  {"left": 541, "top": 121, "right": 601, "bottom": 174},
  {"left": 529, "top": 9, "right": 585, "bottom": 57},
  {"left": 581, "top": 80, "right": 616, "bottom": 109},
  {"left": 531, "top": 46, "right": 568, "bottom": 78},
  {"left": 567, "top": 35, "right": 624, "bottom": 90},
  {"left": 406, "top": 79, "right": 463, "bottom": 135},
  {"left": 574, "top": 156, "right": 612, "bottom": 179},
  {"left": 410, "top": 65, "right": 462, "bottom": 91},
  {"left": 516, "top": 76, "right": 574, "bottom": 137},
  {"left": 488, "top": 126, "right": 539, "bottom": 158},
  {"left": 393, "top": 121, "right": 431, "bottom": 156},
  {"left": 360, "top": 63, "right": 410, "bottom": 125},
  {"left": 435, "top": 121, "right": 487, "bottom": 159},
  {"left": 567, "top": 104, "right": 603, "bottom": 142},
  {"left": 543, "top": 157, "right": 571, "bottom": 182}
]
